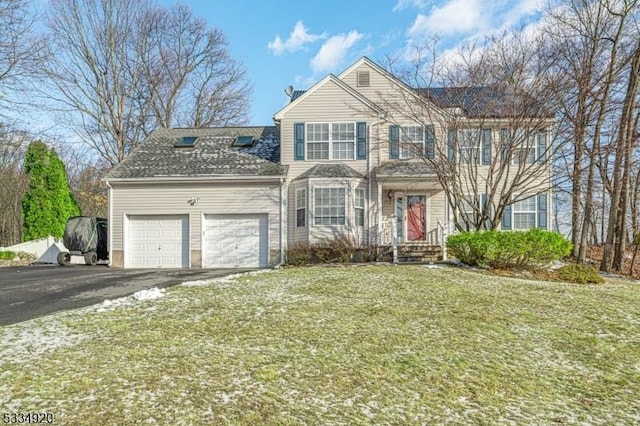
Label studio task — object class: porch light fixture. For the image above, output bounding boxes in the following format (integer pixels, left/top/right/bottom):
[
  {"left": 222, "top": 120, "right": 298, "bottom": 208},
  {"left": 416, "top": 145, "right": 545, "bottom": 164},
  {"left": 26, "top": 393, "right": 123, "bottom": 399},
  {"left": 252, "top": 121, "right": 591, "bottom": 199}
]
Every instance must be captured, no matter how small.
[
  {"left": 388, "top": 190, "right": 393, "bottom": 200},
  {"left": 188, "top": 197, "right": 199, "bottom": 206}
]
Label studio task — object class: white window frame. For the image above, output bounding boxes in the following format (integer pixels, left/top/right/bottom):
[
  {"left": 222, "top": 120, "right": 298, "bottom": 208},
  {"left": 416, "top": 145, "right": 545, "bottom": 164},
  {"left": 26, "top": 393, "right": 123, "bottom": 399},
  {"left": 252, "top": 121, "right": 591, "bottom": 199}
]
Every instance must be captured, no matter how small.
[
  {"left": 512, "top": 195, "right": 537, "bottom": 230},
  {"left": 512, "top": 129, "right": 536, "bottom": 165},
  {"left": 296, "top": 188, "right": 306, "bottom": 228},
  {"left": 459, "top": 129, "right": 481, "bottom": 164},
  {"left": 355, "top": 188, "right": 365, "bottom": 227},
  {"left": 313, "top": 187, "right": 346, "bottom": 226},
  {"left": 400, "top": 125, "right": 424, "bottom": 159},
  {"left": 306, "top": 122, "right": 355, "bottom": 160}
]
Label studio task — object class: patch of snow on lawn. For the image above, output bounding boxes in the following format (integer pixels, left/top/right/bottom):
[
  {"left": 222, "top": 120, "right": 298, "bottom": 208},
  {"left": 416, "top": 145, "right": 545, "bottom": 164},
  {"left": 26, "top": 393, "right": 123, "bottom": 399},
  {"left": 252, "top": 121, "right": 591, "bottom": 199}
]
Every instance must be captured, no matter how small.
[
  {"left": 0, "top": 320, "right": 86, "bottom": 365},
  {"left": 94, "top": 287, "right": 166, "bottom": 312},
  {"left": 181, "top": 269, "right": 275, "bottom": 287}
]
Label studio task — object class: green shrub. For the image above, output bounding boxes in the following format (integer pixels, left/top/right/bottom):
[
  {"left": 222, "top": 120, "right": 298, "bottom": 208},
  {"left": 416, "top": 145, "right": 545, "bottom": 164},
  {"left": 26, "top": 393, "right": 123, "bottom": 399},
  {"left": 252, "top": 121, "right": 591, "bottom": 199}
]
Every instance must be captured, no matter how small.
[
  {"left": 557, "top": 264, "right": 605, "bottom": 284},
  {"left": 447, "top": 229, "right": 572, "bottom": 269},
  {"left": 0, "top": 250, "right": 16, "bottom": 260}
]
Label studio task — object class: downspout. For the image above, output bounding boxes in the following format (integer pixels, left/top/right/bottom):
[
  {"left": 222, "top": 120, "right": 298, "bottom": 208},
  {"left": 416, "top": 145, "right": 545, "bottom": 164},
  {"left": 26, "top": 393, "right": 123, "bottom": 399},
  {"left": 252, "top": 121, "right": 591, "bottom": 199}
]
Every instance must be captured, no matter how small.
[
  {"left": 105, "top": 180, "right": 113, "bottom": 267},
  {"left": 369, "top": 114, "right": 387, "bottom": 251},
  {"left": 276, "top": 177, "right": 286, "bottom": 268}
]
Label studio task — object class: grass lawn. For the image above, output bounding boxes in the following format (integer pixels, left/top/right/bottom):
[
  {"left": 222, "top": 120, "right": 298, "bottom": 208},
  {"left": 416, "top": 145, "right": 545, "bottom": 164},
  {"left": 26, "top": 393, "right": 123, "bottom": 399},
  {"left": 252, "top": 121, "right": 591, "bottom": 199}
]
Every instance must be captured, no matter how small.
[{"left": 1, "top": 265, "right": 639, "bottom": 425}]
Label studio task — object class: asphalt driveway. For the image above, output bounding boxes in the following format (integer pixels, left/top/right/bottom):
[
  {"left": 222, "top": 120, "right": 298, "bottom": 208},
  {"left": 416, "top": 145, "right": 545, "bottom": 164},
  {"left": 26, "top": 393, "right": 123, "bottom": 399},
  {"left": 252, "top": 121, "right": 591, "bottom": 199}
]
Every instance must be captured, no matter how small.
[{"left": 0, "top": 265, "right": 245, "bottom": 326}]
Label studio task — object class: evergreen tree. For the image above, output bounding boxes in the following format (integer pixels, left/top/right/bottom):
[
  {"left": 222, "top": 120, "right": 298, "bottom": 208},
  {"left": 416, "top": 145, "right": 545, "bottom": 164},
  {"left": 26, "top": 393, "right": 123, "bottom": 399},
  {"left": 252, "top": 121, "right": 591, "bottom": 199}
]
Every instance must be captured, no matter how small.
[{"left": 22, "top": 141, "right": 81, "bottom": 241}]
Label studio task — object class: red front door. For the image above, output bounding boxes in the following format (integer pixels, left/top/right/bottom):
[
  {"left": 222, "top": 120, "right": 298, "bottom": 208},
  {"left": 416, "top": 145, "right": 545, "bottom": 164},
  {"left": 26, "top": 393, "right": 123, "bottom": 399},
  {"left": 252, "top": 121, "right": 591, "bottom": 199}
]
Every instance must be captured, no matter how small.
[{"left": 407, "top": 195, "right": 425, "bottom": 241}]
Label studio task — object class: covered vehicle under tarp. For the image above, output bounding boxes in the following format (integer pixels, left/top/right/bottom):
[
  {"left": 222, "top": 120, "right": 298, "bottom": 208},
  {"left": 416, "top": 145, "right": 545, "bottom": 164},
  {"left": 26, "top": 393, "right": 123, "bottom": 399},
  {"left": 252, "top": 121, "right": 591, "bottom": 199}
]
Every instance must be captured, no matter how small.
[{"left": 59, "top": 216, "right": 108, "bottom": 265}]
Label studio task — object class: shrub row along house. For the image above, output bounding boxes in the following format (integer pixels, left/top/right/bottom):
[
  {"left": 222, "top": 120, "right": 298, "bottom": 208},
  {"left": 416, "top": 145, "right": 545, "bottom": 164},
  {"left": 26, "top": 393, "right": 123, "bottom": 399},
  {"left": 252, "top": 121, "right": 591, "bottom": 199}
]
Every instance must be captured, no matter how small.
[{"left": 104, "top": 57, "right": 554, "bottom": 268}]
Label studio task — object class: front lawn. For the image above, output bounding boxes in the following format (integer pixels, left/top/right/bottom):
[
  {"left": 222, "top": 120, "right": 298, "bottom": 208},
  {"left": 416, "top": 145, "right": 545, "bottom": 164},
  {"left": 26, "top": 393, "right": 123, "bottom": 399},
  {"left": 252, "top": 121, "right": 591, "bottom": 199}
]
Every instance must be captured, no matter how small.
[{"left": 1, "top": 266, "right": 639, "bottom": 424}]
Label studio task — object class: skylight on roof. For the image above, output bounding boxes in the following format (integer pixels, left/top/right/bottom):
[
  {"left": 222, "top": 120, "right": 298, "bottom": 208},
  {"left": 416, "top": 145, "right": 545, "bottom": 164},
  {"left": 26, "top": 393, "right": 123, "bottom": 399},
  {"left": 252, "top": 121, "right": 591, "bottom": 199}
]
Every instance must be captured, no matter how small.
[
  {"left": 175, "top": 136, "right": 198, "bottom": 147},
  {"left": 233, "top": 136, "right": 254, "bottom": 147}
]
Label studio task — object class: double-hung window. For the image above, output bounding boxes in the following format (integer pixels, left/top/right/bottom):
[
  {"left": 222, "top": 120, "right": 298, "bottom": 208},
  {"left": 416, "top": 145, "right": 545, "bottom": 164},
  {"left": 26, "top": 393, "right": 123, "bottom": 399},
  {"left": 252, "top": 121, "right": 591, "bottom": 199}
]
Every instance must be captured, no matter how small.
[
  {"left": 306, "top": 122, "right": 355, "bottom": 160},
  {"left": 307, "top": 123, "right": 330, "bottom": 160},
  {"left": 512, "top": 129, "right": 536, "bottom": 165},
  {"left": 400, "top": 126, "right": 424, "bottom": 159},
  {"left": 355, "top": 189, "right": 365, "bottom": 227},
  {"left": 314, "top": 188, "right": 346, "bottom": 225},
  {"left": 512, "top": 196, "right": 536, "bottom": 230},
  {"left": 296, "top": 188, "right": 306, "bottom": 227},
  {"left": 459, "top": 129, "right": 481, "bottom": 164},
  {"left": 332, "top": 123, "right": 356, "bottom": 159}
]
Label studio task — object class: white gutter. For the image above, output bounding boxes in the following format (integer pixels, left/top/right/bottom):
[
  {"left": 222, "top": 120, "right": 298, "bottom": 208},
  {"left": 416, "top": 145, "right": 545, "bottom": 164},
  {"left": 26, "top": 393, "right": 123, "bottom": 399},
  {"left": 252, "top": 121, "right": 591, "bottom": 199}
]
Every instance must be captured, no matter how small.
[
  {"left": 103, "top": 175, "right": 286, "bottom": 184},
  {"left": 106, "top": 180, "right": 113, "bottom": 267}
]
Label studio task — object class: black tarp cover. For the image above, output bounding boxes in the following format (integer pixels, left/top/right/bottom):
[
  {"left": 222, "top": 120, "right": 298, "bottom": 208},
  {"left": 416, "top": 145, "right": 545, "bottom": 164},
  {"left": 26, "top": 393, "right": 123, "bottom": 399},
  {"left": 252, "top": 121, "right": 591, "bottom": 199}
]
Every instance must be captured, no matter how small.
[{"left": 63, "top": 216, "right": 108, "bottom": 258}]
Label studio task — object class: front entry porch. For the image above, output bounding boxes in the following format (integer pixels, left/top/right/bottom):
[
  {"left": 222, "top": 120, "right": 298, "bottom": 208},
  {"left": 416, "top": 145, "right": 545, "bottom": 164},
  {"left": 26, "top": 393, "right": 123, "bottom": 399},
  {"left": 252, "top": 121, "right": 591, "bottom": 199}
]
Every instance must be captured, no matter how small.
[{"left": 376, "top": 187, "right": 453, "bottom": 263}]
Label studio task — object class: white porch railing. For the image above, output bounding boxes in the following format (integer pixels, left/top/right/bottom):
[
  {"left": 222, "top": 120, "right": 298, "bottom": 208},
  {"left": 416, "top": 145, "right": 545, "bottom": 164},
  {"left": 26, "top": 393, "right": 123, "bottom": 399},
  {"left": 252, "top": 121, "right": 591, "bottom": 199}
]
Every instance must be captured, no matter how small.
[{"left": 378, "top": 217, "right": 456, "bottom": 262}]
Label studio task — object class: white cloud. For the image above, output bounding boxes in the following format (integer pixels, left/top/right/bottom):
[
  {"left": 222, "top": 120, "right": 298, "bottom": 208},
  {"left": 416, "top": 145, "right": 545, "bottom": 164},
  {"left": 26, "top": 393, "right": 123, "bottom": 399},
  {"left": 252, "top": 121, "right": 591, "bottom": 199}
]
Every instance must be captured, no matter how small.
[
  {"left": 310, "top": 31, "right": 364, "bottom": 74},
  {"left": 267, "top": 21, "right": 326, "bottom": 56},
  {"left": 409, "top": 0, "right": 484, "bottom": 36},
  {"left": 393, "top": 0, "right": 430, "bottom": 12}
]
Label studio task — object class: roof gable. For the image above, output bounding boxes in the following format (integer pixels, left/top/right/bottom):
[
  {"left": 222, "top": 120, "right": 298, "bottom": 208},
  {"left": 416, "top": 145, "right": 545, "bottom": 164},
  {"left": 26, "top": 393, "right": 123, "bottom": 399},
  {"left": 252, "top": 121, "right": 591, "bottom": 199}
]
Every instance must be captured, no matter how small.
[{"left": 273, "top": 74, "right": 383, "bottom": 120}]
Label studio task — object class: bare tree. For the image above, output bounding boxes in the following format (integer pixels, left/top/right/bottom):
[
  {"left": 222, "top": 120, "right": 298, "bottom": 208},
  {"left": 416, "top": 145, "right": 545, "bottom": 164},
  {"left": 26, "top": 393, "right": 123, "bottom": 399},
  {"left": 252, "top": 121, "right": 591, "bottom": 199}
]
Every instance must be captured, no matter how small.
[
  {"left": 0, "top": 126, "right": 30, "bottom": 246},
  {"left": 381, "top": 32, "right": 560, "bottom": 232},
  {"left": 0, "top": 0, "right": 44, "bottom": 115},
  {"left": 40, "top": 0, "right": 251, "bottom": 166}
]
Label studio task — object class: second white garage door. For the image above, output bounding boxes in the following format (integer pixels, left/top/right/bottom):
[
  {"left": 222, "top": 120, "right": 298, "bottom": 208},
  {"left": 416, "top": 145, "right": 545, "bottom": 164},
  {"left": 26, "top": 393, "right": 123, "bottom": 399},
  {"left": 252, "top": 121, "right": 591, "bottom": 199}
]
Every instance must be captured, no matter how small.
[
  {"left": 128, "top": 215, "right": 189, "bottom": 268},
  {"left": 204, "top": 214, "right": 268, "bottom": 268}
]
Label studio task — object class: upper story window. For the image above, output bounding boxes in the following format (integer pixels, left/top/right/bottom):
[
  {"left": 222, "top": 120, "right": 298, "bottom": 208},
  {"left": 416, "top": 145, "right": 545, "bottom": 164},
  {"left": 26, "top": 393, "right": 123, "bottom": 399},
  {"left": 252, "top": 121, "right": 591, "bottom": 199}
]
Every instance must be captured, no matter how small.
[
  {"left": 459, "top": 129, "right": 481, "bottom": 164},
  {"left": 400, "top": 126, "right": 424, "bottom": 159},
  {"left": 306, "top": 122, "right": 355, "bottom": 160},
  {"left": 512, "top": 129, "right": 536, "bottom": 165}
]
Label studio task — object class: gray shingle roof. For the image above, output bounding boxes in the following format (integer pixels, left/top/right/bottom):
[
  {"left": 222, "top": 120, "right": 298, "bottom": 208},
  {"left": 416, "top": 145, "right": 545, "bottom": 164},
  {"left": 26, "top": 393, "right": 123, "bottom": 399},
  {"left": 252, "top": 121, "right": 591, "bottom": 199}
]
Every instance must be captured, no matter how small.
[
  {"left": 288, "top": 87, "right": 551, "bottom": 118},
  {"left": 106, "top": 127, "right": 287, "bottom": 179},
  {"left": 375, "top": 161, "right": 437, "bottom": 178},
  {"left": 294, "top": 164, "right": 366, "bottom": 180},
  {"left": 419, "top": 87, "right": 553, "bottom": 118}
]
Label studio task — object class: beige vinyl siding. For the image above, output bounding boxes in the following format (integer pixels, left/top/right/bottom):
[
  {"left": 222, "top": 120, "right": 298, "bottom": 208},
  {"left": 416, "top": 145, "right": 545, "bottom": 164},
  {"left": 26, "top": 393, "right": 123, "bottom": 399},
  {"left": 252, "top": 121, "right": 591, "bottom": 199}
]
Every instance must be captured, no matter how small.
[
  {"left": 110, "top": 181, "right": 281, "bottom": 267},
  {"left": 280, "top": 79, "right": 375, "bottom": 180}
]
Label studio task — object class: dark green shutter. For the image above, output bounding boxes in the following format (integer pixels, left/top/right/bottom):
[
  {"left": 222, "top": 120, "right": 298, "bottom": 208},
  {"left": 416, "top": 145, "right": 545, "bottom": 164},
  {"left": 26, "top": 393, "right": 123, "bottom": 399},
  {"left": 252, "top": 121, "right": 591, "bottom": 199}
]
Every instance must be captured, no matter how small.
[
  {"left": 537, "top": 193, "right": 548, "bottom": 229},
  {"left": 425, "top": 125, "right": 435, "bottom": 159},
  {"left": 538, "top": 130, "right": 547, "bottom": 163},
  {"left": 502, "top": 203, "right": 512, "bottom": 230},
  {"left": 389, "top": 125, "right": 399, "bottom": 159},
  {"left": 294, "top": 123, "right": 305, "bottom": 160},
  {"left": 356, "top": 122, "right": 367, "bottom": 160},
  {"left": 447, "top": 130, "right": 456, "bottom": 162},
  {"left": 482, "top": 129, "right": 491, "bottom": 165},
  {"left": 500, "top": 129, "right": 509, "bottom": 163}
]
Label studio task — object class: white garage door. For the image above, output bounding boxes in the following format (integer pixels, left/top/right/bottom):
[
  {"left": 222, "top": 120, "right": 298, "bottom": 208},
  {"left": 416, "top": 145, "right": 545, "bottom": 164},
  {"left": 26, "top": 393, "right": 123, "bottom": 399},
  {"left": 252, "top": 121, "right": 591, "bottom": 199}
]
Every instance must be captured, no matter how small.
[
  {"left": 128, "top": 215, "right": 189, "bottom": 268},
  {"left": 204, "top": 214, "right": 268, "bottom": 268}
]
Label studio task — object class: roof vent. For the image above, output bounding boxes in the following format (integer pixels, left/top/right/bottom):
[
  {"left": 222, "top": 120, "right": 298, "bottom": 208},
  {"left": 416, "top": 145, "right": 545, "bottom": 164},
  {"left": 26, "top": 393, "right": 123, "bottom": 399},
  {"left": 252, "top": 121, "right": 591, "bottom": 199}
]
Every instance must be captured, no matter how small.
[
  {"left": 175, "top": 136, "right": 198, "bottom": 148},
  {"left": 232, "top": 136, "right": 255, "bottom": 147},
  {"left": 357, "top": 70, "right": 370, "bottom": 87}
]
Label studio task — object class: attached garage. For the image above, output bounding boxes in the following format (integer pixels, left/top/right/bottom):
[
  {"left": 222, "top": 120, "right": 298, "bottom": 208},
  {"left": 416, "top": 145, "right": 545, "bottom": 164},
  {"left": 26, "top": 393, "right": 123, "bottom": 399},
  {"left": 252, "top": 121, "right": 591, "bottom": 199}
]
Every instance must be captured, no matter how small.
[
  {"left": 204, "top": 214, "right": 268, "bottom": 268},
  {"left": 127, "top": 215, "right": 189, "bottom": 268}
]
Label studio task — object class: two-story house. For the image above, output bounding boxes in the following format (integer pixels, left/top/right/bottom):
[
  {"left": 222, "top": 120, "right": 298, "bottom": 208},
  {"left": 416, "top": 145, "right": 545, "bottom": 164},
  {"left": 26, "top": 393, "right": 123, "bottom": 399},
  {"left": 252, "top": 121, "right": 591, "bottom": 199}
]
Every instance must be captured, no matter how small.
[{"left": 104, "top": 56, "right": 553, "bottom": 268}]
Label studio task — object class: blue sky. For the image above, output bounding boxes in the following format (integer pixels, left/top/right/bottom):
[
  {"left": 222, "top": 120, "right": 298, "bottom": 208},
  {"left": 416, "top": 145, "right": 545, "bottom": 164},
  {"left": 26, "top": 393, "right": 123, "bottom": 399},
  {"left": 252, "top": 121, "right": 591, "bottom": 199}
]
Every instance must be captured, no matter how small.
[{"left": 170, "top": 0, "right": 543, "bottom": 124}]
